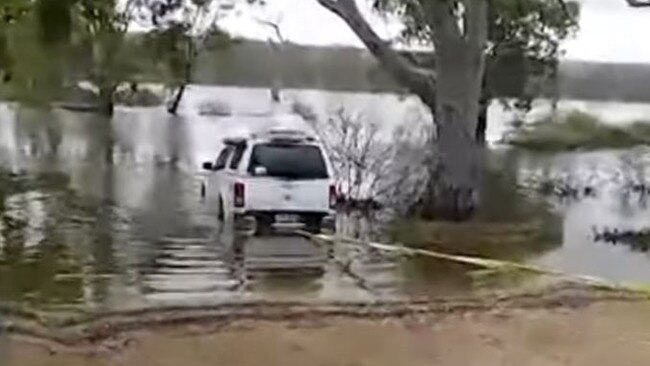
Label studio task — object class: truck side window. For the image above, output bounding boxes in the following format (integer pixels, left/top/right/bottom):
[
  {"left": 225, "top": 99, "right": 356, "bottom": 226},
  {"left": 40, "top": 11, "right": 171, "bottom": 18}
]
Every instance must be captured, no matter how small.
[
  {"left": 214, "top": 147, "right": 232, "bottom": 170},
  {"left": 229, "top": 144, "right": 246, "bottom": 170}
]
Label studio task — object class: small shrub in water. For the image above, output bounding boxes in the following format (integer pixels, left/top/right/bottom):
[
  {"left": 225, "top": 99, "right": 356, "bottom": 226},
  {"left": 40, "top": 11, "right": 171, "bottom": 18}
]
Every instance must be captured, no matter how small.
[{"left": 505, "top": 110, "right": 650, "bottom": 150}]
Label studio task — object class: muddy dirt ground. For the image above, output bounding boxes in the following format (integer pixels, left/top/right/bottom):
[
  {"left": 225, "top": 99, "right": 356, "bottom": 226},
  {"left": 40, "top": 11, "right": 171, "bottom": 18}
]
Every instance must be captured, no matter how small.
[{"left": 5, "top": 290, "right": 650, "bottom": 366}]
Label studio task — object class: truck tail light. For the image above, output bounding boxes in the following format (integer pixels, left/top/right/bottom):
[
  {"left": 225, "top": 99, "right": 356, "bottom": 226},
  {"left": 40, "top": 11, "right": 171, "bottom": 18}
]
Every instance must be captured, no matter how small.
[
  {"left": 234, "top": 182, "right": 245, "bottom": 208},
  {"left": 329, "top": 184, "right": 337, "bottom": 209}
]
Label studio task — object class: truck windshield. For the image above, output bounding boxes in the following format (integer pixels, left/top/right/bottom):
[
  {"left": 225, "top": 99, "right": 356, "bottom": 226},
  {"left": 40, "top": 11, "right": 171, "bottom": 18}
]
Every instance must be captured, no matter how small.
[{"left": 248, "top": 144, "right": 329, "bottom": 179}]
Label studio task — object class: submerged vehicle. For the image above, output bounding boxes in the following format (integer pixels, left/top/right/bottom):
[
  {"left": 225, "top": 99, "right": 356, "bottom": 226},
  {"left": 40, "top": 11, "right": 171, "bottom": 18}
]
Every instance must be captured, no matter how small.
[{"left": 202, "top": 127, "right": 337, "bottom": 236}]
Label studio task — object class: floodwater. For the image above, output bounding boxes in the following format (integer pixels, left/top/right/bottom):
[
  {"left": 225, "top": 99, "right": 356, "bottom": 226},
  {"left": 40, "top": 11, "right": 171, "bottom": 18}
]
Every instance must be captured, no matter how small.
[{"left": 3, "top": 86, "right": 650, "bottom": 312}]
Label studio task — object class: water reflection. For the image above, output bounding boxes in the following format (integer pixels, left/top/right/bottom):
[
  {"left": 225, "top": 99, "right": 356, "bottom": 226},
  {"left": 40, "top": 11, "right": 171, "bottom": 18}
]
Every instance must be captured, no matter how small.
[
  {"left": 5, "top": 89, "right": 650, "bottom": 311},
  {"left": 0, "top": 96, "right": 412, "bottom": 310},
  {"left": 502, "top": 148, "right": 650, "bottom": 282}
]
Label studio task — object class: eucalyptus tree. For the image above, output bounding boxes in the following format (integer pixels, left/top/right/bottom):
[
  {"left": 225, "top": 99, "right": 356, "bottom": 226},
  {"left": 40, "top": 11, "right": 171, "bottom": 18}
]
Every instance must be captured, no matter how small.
[
  {"left": 1, "top": 0, "right": 143, "bottom": 114},
  {"left": 316, "top": 0, "right": 578, "bottom": 220}
]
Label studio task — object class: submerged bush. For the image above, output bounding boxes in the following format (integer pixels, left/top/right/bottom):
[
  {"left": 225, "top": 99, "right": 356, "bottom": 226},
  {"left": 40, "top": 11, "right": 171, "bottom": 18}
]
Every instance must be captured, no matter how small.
[
  {"left": 505, "top": 110, "right": 650, "bottom": 150},
  {"left": 114, "top": 86, "right": 162, "bottom": 107}
]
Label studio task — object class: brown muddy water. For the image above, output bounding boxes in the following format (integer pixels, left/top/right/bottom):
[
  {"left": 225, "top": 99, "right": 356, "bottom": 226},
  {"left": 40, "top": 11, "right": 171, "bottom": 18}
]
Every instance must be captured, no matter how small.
[{"left": 2, "top": 87, "right": 650, "bottom": 314}]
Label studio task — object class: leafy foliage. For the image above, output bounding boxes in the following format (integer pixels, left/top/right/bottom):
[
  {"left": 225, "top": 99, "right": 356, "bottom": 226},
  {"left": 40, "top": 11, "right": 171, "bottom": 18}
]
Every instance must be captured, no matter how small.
[
  {"left": 0, "top": 32, "right": 11, "bottom": 78},
  {"left": 0, "top": 0, "right": 31, "bottom": 77},
  {"left": 1, "top": 0, "right": 151, "bottom": 108},
  {"left": 373, "top": 0, "right": 580, "bottom": 108},
  {"left": 35, "top": 0, "right": 73, "bottom": 45},
  {"left": 0, "top": 0, "right": 30, "bottom": 24},
  {"left": 0, "top": 5, "right": 69, "bottom": 103},
  {"left": 139, "top": 0, "right": 238, "bottom": 86}
]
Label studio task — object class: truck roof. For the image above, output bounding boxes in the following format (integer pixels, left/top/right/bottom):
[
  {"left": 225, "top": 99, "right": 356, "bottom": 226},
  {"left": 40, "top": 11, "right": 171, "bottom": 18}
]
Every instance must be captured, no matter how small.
[{"left": 224, "top": 128, "right": 319, "bottom": 146}]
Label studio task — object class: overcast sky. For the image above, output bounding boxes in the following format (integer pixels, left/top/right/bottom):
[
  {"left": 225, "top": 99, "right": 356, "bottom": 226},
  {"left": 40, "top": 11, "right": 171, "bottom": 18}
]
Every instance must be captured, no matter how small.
[{"left": 218, "top": 0, "right": 650, "bottom": 63}]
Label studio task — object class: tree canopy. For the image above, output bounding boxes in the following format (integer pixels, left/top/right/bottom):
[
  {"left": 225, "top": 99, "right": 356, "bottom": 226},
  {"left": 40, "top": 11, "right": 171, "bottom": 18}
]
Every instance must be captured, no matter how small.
[
  {"left": 141, "top": 0, "right": 236, "bottom": 86},
  {"left": 0, "top": 0, "right": 139, "bottom": 106},
  {"left": 315, "top": 0, "right": 580, "bottom": 219},
  {"left": 0, "top": 0, "right": 248, "bottom": 113},
  {"left": 372, "top": 0, "right": 579, "bottom": 110}
]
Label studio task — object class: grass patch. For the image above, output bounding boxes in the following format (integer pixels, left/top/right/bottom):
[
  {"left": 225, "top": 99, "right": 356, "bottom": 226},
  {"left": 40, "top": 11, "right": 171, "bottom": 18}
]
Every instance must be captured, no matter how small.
[
  {"left": 505, "top": 110, "right": 650, "bottom": 150},
  {"left": 389, "top": 219, "right": 559, "bottom": 261}
]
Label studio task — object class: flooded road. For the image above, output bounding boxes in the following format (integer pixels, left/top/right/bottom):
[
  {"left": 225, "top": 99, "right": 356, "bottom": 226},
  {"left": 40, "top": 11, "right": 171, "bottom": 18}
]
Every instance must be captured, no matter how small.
[
  {"left": 0, "top": 90, "right": 418, "bottom": 311},
  {"left": 3, "top": 87, "right": 650, "bottom": 312}
]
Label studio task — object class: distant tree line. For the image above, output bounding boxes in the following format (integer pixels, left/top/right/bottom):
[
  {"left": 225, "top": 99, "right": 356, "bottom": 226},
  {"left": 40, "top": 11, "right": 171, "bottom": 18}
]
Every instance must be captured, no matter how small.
[
  {"left": 194, "top": 40, "right": 650, "bottom": 104},
  {"left": 4, "top": 33, "right": 650, "bottom": 104}
]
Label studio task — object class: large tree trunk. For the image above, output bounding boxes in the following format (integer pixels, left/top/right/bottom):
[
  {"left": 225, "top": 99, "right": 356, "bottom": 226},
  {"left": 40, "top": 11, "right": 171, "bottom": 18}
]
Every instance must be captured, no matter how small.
[
  {"left": 316, "top": 0, "right": 487, "bottom": 221},
  {"left": 421, "top": 118, "right": 482, "bottom": 221},
  {"left": 421, "top": 0, "right": 488, "bottom": 221},
  {"left": 422, "top": 90, "right": 484, "bottom": 221}
]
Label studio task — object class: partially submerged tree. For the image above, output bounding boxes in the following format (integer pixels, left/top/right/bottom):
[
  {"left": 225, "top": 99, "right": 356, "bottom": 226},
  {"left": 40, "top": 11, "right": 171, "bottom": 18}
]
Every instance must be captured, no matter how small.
[
  {"left": 75, "top": 0, "right": 142, "bottom": 115},
  {"left": 139, "top": 0, "right": 240, "bottom": 114},
  {"left": 256, "top": 13, "right": 287, "bottom": 102},
  {"left": 1, "top": 0, "right": 144, "bottom": 115},
  {"left": 316, "top": 0, "right": 578, "bottom": 220},
  {"left": 316, "top": 0, "right": 486, "bottom": 220}
]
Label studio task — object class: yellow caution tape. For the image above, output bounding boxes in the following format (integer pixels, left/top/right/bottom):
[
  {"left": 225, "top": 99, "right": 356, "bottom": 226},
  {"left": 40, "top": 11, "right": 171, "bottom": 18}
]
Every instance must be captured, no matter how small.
[{"left": 299, "top": 231, "right": 650, "bottom": 296}]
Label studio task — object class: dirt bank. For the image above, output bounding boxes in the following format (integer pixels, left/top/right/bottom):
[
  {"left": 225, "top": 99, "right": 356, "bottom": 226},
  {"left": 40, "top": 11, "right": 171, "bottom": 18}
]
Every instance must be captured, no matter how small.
[{"left": 4, "top": 290, "right": 650, "bottom": 366}]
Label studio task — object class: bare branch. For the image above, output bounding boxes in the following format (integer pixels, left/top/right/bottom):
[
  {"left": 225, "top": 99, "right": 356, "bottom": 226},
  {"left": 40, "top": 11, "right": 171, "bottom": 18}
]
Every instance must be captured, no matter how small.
[
  {"left": 256, "top": 18, "right": 286, "bottom": 44},
  {"left": 316, "top": 0, "right": 436, "bottom": 105}
]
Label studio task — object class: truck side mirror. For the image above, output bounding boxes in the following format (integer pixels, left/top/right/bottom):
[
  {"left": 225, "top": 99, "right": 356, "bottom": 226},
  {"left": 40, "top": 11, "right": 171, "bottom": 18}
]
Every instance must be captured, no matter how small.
[{"left": 202, "top": 162, "right": 213, "bottom": 171}]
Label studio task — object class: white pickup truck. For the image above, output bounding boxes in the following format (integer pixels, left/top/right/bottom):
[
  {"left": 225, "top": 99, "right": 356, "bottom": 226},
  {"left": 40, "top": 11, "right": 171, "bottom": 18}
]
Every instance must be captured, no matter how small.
[{"left": 202, "top": 129, "right": 337, "bottom": 235}]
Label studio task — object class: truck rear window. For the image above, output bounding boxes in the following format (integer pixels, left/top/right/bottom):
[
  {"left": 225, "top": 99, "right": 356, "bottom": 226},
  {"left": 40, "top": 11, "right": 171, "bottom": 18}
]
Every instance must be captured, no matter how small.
[{"left": 248, "top": 144, "right": 328, "bottom": 179}]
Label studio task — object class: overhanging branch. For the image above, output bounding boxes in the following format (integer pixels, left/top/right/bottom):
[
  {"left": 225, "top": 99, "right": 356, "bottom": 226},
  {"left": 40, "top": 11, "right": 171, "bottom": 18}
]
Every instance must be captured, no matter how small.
[{"left": 316, "top": 0, "right": 436, "bottom": 104}]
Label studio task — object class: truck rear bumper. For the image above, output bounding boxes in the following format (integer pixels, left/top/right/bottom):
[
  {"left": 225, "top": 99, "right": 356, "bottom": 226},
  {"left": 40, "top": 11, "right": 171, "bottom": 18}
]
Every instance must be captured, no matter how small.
[{"left": 234, "top": 211, "right": 336, "bottom": 236}]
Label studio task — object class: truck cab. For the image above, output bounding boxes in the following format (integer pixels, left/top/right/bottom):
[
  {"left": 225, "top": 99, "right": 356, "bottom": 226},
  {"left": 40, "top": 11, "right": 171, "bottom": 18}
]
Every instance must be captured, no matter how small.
[{"left": 202, "top": 128, "right": 337, "bottom": 235}]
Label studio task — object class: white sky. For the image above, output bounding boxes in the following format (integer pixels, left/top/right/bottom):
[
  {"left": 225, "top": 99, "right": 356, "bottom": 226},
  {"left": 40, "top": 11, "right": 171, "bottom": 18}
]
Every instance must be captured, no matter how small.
[{"left": 218, "top": 0, "right": 650, "bottom": 63}]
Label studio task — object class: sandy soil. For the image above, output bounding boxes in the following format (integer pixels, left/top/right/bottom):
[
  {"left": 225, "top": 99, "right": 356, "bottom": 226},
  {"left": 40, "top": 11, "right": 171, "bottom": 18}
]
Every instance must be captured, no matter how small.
[{"left": 6, "top": 300, "right": 650, "bottom": 366}]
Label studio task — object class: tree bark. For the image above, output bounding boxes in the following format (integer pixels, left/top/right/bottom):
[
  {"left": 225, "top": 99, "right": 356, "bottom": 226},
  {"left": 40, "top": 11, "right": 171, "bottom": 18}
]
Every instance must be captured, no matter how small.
[
  {"left": 420, "top": 0, "right": 488, "bottom": 220},
  {"left": 475, "top": 67, "right": 491, "bottom": 144},
  {"left": 421, "top": 104, "right": 483, "bottom": 221}
]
